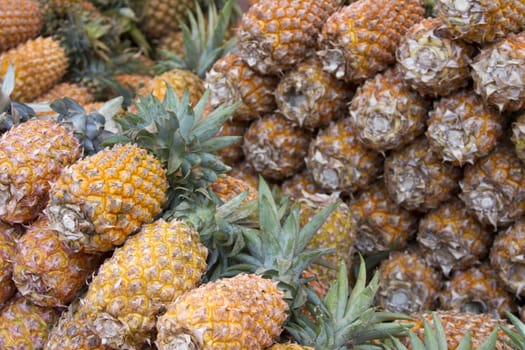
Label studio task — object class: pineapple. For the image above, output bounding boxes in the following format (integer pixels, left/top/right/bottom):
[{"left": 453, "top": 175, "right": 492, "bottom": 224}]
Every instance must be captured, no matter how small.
[
  {"left": 205, "top": 51, "right": 279, "bottom": 122},
  {"left": 438, "top": 264, "right": 516, "bottom": 319},
  {"left": 512, "top": 111, "right": 525, "bottom": 163},
  {"left": 426, "top": 88, "right": 503, "bottom": 166},
  {"left": 214, "top": 118, "right": 248, "bottom": 165},
  {"left": 0, "top": 118, "right": 81, "bottom": 224},
  {"left": 436, "top": 0, "right": 525, "bottom": 44},
  {"left": 459, "top": 144, "right": 525, "bottom": 229},
  {"left": 210, "top": 174, "right": 258, "bottom": 203},
  {"left": 281, "top": 170, "right": 323, "bottom": 201},
  {"left": 471, "top": 31, "right": 525, "bottom": 113},
  {"left": 317, "top": 0, "right": 425, "bottom": 83},
  {"left": 268, "top": 344, "right": 313, "bottom": 350},
  {"left": 35, "top": 82, "right": 95, "bottom": 106},
  {"left": 0, "top": 221, "right": 21, "bottom": 306},
  {"left": 0, "top": 0, "right": 44, "bottom": 52},
  {"left": 0, "top": 36, "right": 69, "bottom": 102},
  {"left": 243, "top": 113, "right": 312, "bottom": 181},
  {"left": 136, "top": 0, "right": 197, "bottom": 39},
  {"left": 142, "top": 68, "right": 205, "bottom": 106},
  {"left": 395, "top": 17, "right": 475, "bottom": 98},
  {"left": 384, "top": 136, "right": 462, "bottom": 212},
  {"left": 377, "top": 249, "right": 442, "bottom": 314},
  {"left": 12, "top": 215, "right": 102, "bottom": 307},
  {"left": 44, "top": 0, "right": 84, "bottom": 15},
  {"left": 348, "top": 67, "right": 430, "bottom": 153},
  {"left": 416, "top": 198, "right": 493, "bottom": 277},
  {"left": 237, "top": 0, "right": 339, "bottom": 75},
  {"left": 0, "top": 295, "right": 60, "bottom": 349},
  {"left": 275, "top": 56, "right": 353, "bottom": 130},
  {"left": 228, "top": 160, "right": 260, "bottom": 189},
  {"left": 306, "top": 116, "right": 383, "bottom": 194}
]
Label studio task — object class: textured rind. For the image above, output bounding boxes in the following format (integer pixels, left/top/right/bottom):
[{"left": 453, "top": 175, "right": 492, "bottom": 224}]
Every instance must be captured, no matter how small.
[
  {"left": 439, "top": 264, "right": 516, "bottom": 318},
  {"left": 436, "top": 0, "right": 525, "bottom": 43},
  {"left": 349, "top": 67, "right": 429, "bottom": 152},
  {"left": 156, "top": 274, "right": 288, "bottom": 350},
  {"left": 0, "top": 36, "right": 68, "bottom": 102},
  {"left": 36, "top": 82, "right": 95, "bottom": 105},
  {"left": 384, "top": 137, "right": 461, "bottom": 212},
  {"left": 139, "top": 0, "right": 195, "bottom": 39},
  {"left": 281, "top": 170, "right": 322, "bottom": 200},
  {"left": 243, "top": 113, "right": 311, "bottom": 181},
  {"left": 81, "top": 219, "right": 208, "bottom": 349},
  {"left": 471, "top": 32, "right": 525, "bottom": 112},
  {"left": 214, "top": 119, "right": 249, "bottom": 165},
  {"left": 426, "top": 88, "right": 503, "bottom": 166},
  {"left": 416, "top": 199, "right": 492, "bottom": 277},
  {"left": 205, "top": 52, "right": 278, "bottom": 122},
  {"left": 45, "top": 143, "right": 168, "bottom": 253},
  {"left": 0, "top": 0, "right": 43, "bottom": 52},
  {"left": 0, "top": 119, "right": 81, "bottom": 224},
  {"left": 377, "top": 250, "right": 442, "bottom": 314},
  {"left": 512, "top": 112, "right": 525, "bottom": 163},
  {"left": 396, "top": 17, "right": 475, "bottom": 97},
  {"left": 0, "top": 222, "right": 19, "bottom": 306},
  {"left": 238, "top": 0, "right": 338, "bottom": 74},
  {"left": 141, "top": 68, "right": 204, "bottom": 106},
  {"left": 318, "top": 0, "right": 425, "bottom": 83},
  {"left": 210, "top": 174, "right": 258, "bottom": 203}
]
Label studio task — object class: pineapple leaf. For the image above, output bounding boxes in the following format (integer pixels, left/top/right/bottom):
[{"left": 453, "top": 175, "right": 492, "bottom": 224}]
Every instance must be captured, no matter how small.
[
  {"left": 1, "top": 64, "right": 15, "bottom": 97},
  {"left": 431, "top": 312, "right": 448, "bottom": 350},
  {"left": 456, "top": 332, "right": 472, "bottom": 350}
]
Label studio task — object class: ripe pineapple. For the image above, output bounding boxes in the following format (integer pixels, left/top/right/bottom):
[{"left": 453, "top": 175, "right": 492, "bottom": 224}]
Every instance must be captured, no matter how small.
[
  {"left": 395, "top": 17, "right": 475, "bottom": 97},
  {"left": 44, "top": 0, "right": 84, "bottom": 15},
  {"left": 0, "top": 118, "right": 81, "bottom": 224},
  {"left": 348, "top": 67, "right": 429, "bottom": 153},
  {"left": 318, "top": 0, "right": 425, "bottom": 83},
  {"left": 142, "top": 68, "right": 205, "bottom": 106},
  {"left": 0, "top": 295, "right": 60, "bottom": 349},
  {"left": 205, "top": 51, "right": 279, "bottom": 122},
  {"left": 438, "top": 264, "right": 516, "bottom": 319},
  {"left": 416, "top": 198, "right": 493, "bottom": 277},
  {"left": 436, "top": 0, "right": 525, "bottom": 44},
  {"left": 471, "top": 31, "right": 525, "bottom": 113},
  {"left": 0, "top": 0, "right": 44, "bottom": 52},
  {"left": 228, "top": 161, "right": 260, "bottom": 189},
  {"left": 275, "top": 56, "right": 353, "bottom": 130},
  {"left": 268, "top": 344, "right": 313, "bottom": 350},
  {"left": 237, "top": 0, "right": 338, "bottom": 75},
  {"left": 459, "top": 144, "right": 525, "bottom": 229},
  {"left": 281, "top": 170, "right": 323, "bottom": 201},
  {"left": 349, "top": 180, "right": 419, "bottom": 256},
  {"left": 0, "top": 221, "right": 21, "bottom": 306},
  {"left": 214, "top": 119, "right": 248, "bottom": 165},
  {"left": 426, "top": 88, "right": 503, "bottom": 166},
  {"left": 136, "top": 0, "right": 197, "bottom": 39},
  {"left": 35, "top": 82, "right": 95, "bottom": 106},
  {"left": 384, "top": 136, "right": 462, "bottom": 212},
  {"left": 12, "top": 215, "right": 102, "bottom": 307},
  {"left": 0, "top": 36, "right": 69, "bottom": 102},
  {"left": 243, "top": 113, "right": 312, "bottom": 181},
  {"left": 512, "top": 111, "right": 525, "bottom": 163},
  {"left": 210, "top": 174, "right": 258, "bottom": 204},
  {"left": 377, "top": 249, "right": 442, "bottom": 314},
  {"left": 306, "top": 116, "right": 383, "bottom": 194}
]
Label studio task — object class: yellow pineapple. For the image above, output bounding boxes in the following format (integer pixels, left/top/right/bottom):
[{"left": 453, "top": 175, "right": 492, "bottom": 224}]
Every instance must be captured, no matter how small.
[
  {"left": 267, "top": 344, "right": 314, "bottom": 350},
  {"left": 0, "top": 0, "right": 44, "bottom": 52},
  {"left": 35, "top": 82, "right": 95, "bottom": 106},
  {"left": 140, "top": 68, "right": 205, "bottom": 106},
  {"left": 0, "top": 221, "right": 21, "bottom": 306},
  {"left": 0, "top": 119, "right": 81, "bottom": 224},
  {"left": 210, "top": 174, "right": 258, "bottom": 203}
]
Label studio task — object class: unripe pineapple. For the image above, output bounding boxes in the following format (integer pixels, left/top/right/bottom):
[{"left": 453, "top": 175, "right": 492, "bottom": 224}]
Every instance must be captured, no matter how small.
[
  {"left": 243, "top": 113, "right": 312, "bottom": 181},
  {"left": 45, "top": 143, "right": 168, "bottom": 253},
  {"left": 275, "top": 56, "right": 353, "bottom": 130},
  {"left": 396, "top": 17, "right": 475, "bottom": 97},
  {"left": 439, "top": 264, "right": 516, "bottom": 319},
  {"left": 377, "top": 249, "right": 442, "bottom": 314},
  {"left": 306, "top": 117, "right": 382, "bottom": 194},
  {"left": 384, "top": 136, "right": 462, "bottom": 212},
  {"left": 0, "top": 119, "right": 81, "bottom": 224},
  {"left": 156, "top": 273, "right": 288, "bottom": 349},
  {"left": 318, "top": 0, "right": 425, "bottom": 83},
  {"left": 80, "top": 218, "right": 208, "bottom": 349},
  {"left": 348, "top": 67, "right": 429, "bottom": 153},
  {"left": 0, "top": 36, "right": 69, "bottom": 102},
  {"left": 436, "top": 0, "right": 525, "bottom": 44},
  {"left": 0, "top": 295, "right": 60, "bottom": 349},
  {"left": 237, "top": 0, "right": 338, "bottom": 75},
  {"left": 0, "top": 0, "right": 44, "bottom": 52},
  {"left": 349, "top": 180, "right": 419, "bottom": 256},
  {"left": 471, "top": 32, "right": 525, "bottom": 113},
  {"left": 0, "top": 222, "right": 21, "bottom": 306},
  {"left": 459, "top": 144, "right": 525, "bottom": 229},
  {"left": 205, "top": 51, "right": 279, "bottom": 122},
  {"left": 416, "top": 198, "right": 493, "bottom": 277},
  {"left": 426, "top": 88, "right": 503, "bottom": 166},
  {"left": 12, "top": 215, "right": 102, "bottom": 307}
]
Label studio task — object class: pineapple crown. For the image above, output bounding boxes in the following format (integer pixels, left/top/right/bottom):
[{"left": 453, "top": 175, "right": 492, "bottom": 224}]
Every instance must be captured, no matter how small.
[
  {"left": 0, "top": 65, "right": 35, "bottom": 133},
  {"left": 286, "top": 257, "right": 411, "bottom": 350},
  {"left": 154, "top": 0, "right": 237, "bottom": 78}
]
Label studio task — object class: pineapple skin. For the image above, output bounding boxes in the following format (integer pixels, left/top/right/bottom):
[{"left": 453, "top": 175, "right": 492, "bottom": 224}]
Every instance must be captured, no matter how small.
[
  {"left": 318, "top": 0, "right": 425, "bottom": 83},
  {"left": 35, "top": 82, "right": 95, "bottom": 105},
  {"left": 512, "top": 112, "right": 525, "bottom": 163},
  {"left": 156, "top": 273, "right": 288, "bottom": 350},
  {"left": 0, "top": 36, "right": 68, "bottom": 102},
  {"left": 281, "top": 170, "right": 322, "bottom": 201},
  {"left": 138, "top": 0, "right": 196, "bottom": 39},
  {"left": 81, "top": 218, "right": 208, "bottom": 349},
  {"left": 0, "top": 222, "right": 20, "bottom": 306},
  {"left": 349, "top": 67, "right": 429, "bottom": 152},
  {"left": 0, "top": 119, "right": 81, "bottom": 224},
  {"left": 210, "top": 174, "right": 258, "bottom": 204},
  {"left": 45, "top": 143, "right": 168, "bottom": 254},
  {"left": 141, "top": 68, "right": 204, "bottom": 106},
  {"left": 267, "top": 344, "right": 313, "bottom": 350},
  {"left": 238, "top": 0, "right": 338, "bottom": 75},
  {"left": 0, "top": 0, "right": 44, "bottom": 52},
  {"left": 214, "top": 119, "right": 248, "bottom": 166}
]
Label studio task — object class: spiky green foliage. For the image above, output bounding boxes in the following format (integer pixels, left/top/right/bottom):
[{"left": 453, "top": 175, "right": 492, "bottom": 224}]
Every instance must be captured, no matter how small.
[
  {"left": 154, "top": 0, "right": 236, "bottom": 78},
  {"left": 501, "top": 311, "right": 525, "bottom": 350},
  {"left": 0, "top": 66, "right": 35, "bottom": 133}
]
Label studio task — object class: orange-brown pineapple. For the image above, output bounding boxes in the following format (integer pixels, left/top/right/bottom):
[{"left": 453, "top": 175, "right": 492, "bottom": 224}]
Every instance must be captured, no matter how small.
[
  {"left": 0, "top": 0, "right": 44, "bottom": 52},
  {"left": 0, "top": 222, "right": 21, "bottom": 306},
  {"left": 214, "top": 119, "right": 249, "bottom": 165},
  {"left": 35, "top": 82, "right": 95, "bottom": 106}
]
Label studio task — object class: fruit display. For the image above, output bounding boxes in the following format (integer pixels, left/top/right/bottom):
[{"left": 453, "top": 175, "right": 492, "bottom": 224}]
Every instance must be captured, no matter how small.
[{"left": 3, "top": 0, "right": 525, "bottom": 348}]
